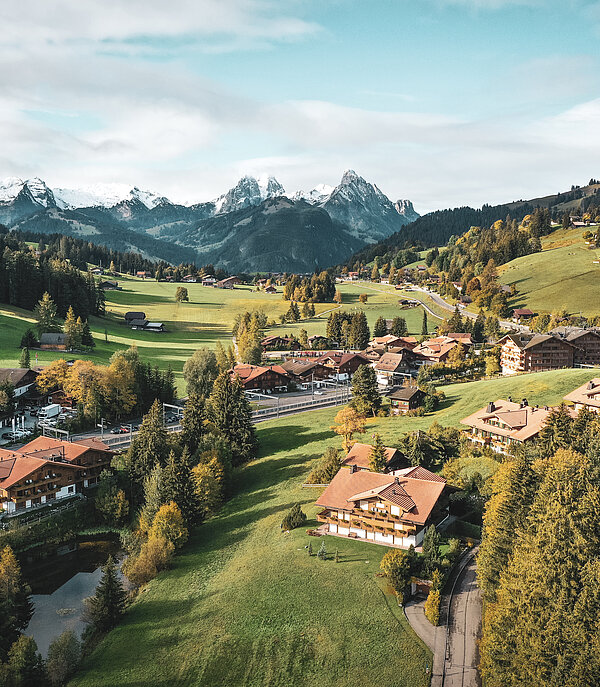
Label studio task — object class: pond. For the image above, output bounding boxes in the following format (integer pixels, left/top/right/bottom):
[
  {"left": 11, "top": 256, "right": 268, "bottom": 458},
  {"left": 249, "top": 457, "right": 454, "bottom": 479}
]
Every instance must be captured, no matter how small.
[{"left": 21, "top": 538, "right": 123, "bottom": 657}]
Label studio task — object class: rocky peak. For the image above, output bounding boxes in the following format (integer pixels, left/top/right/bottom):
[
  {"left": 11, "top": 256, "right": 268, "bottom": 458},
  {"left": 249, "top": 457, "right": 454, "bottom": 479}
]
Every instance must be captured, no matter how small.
[
  {"left": 214, "top": 174, "right": 285, "bottom": 215},
  {"left": 394, "top": 199, "right": 419, "bottom": 223}
]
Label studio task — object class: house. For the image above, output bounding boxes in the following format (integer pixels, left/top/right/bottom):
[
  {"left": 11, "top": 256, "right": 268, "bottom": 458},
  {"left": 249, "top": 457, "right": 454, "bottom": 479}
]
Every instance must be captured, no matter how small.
[
  {"left": 446, "top": 333, "right": 473, "bottom": 346},
  {"left": 317, "top": 352, "right": 370, "bottom": 381},
  {"left": 374, "top": 352, "right": 420, "bottom": 386},
  {"left": 144, "top": 322, "right": 165, "bottom": 333},
  {"left": 125, "top": 311, "right": 146, "bottom": 324},
  {"left": 549, "top": 326, "right": 600, "bottom": 366},
  {"left": 0, "top": 369, "right": 39, "bottom": 398},
  {"left": 386, "top": 386, "right": 426, "bottom": 414},
  {"left": 0, "top": 437, "right": 114, "bottom": 513},
  {"left": 341, "top": 442, "right": 404, "bottom": 472},
  {"left": 315, "top": 465, "right": 448, "bottom": 549},
  {"left": 498, "top": 333, "right": 577, "bottom": 375},
  {"left": 230, "top": 364, "right": 291, "bottom": 392},
  {"left": 129, "top": 319, "right": 149, "bottom": 330},
  {"left": 39, "top": 333, "right": 67, "bottom": 350},
  {"left": 279, "top": 359, "right": 331, "bottom": 386},
  {"left": 98, "top": 280, "right": 121, "bottom": 290},
  {"left": 136, "top": 271, "right": 152, "bottom": 279},
  {"left": 370, "top": 334, "right": 418, "bottom": 349},
  {"left": 460, "top": 398, "right": 574, "bottom": 454},
  {"left": 201, "top": 276, "right": 217, "bottom": 287},
  {"left": 347, "top": 272, "right": 359, "bottom": 281},
  {"left": 91, "top": 267, "right": 103, "bottom": 275},
  {"left": 264, "top": 285, "right": 277, "bottom": 294},
  {"left": 564, "top": 379, "right": 600, "bottom": 413},
  {"left": 182, "top": 275, "right": 197, "bottom": 283},
  {"left": 413, "top": 336, "right": 466, "bottom": 364},
  {"left": 261, "top": 335, "right": 300, "bottom": 351},
  {"left": 308, "top": 335, "right": 329, "bottom": 348},
  {"left": 216, "top": 276, "right": 241, "bottom": 289},
  {"left": 512, "top": 308, "right": 535, "bottom": 322}
]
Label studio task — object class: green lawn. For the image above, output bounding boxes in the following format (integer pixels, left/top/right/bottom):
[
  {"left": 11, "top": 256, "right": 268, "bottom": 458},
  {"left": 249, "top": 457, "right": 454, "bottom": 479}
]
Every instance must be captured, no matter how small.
[
  {"left": 69, "top": 367, "right": 593, "bottom": 687},
  {"left": 0, "top": 278, "right": 436, "bottom": 391},
  {"left": 499, "top": 226, "right": 600, "bottom": 316}
]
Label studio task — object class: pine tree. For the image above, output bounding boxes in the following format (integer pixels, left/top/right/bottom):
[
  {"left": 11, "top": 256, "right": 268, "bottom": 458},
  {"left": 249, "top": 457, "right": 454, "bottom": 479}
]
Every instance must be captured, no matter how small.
[
  {"left": 180, "top": 392, "right": 206, "bottom": 453},
  {"left": 34, "top": 291, "right": 60, "bottom": 336},
  {"left": 125, "top": 400, "right": 169, "bottom": 496},
  {"left": 0, "top": 545, "right": 34, "bottom": 659},
  {"left": 422, "top": 525, "right": 442, "bottom": 574},
  {"left": 63, "top": 305, "right": 80, "bottom": 350},
  {"left": 349, "top": 311, "right": 370, "bottom": 349},
  {"left": 206, "top": 373, "right": 258, "bottom": 465},
  {"left": 421, "top": 309, "right": 428, "bottom": 336},
  {"left": 373, "top": 316, "right": 387, "bottom": 338},
  {"left": 19, "top": 348, "right": 30, "bottom": 369},
  {"left": 390, "top": 316, "right": 407, "bottom": 337},
  {"left": 83, "top": 555, "right": 127, "bottom": 634},
  {"left": 81, "top": 320, "right": 95, "bottom": 348},
  {"left": 5, "top": 635, "right": 46, "bottom": 686},
  {"left": 19, "top": 329, "right": 37, "bottom": 349},
  {"left": 317, "top": 541, "right": 327, "bottom": 560},
  {"left": 368, "top": 433, "right": 388, "bottom": 472},
  {"left": 308, "top": 542, "right": 313, "bottom": 556},
  {"left": 351, "top": 364, "right": 381, "bottom": 417},
  {"left": 162, "top": 448, "right": 200, "bottom": 525}
]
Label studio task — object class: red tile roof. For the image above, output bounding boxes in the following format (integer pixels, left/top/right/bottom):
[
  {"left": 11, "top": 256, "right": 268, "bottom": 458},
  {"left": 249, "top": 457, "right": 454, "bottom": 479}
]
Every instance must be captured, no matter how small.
[{"left": 341, "top": 442, "right": 399, "bottom": 470}]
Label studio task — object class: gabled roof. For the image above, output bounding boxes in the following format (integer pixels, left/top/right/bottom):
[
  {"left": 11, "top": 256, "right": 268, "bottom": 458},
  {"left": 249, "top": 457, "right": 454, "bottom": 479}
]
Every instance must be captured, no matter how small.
[
  {"left": 341, "top": 442, "right": 400, "bottom": 470},
  {"left": 564, "top": 378, "right": 600, "bottom": 409},
  {"left": 375, "top": 352, "right": 413, "bottom": 373},
  {"left": 0, "top": 368, "right": 38, "bottom": 388},
  {"left": 386, "top": 386, "right": 424, "bottom": 402},
  {"left": 125, "top": 311, "right": 146, "bottom": 320},
  {"left": 231, "top": 364, "right": 290, "bottom": 384},
  {"left": 280, "top": 359, "right": 325, "bottom": 377},
  {"left": 20, "top": 435, "right": 112, "bottom": 462},
  {"left": 129, "top": 319, "right": 149, "bottom": 327},
  {"left": 391, "top": 465, "right": 446, "bottom": 483}
]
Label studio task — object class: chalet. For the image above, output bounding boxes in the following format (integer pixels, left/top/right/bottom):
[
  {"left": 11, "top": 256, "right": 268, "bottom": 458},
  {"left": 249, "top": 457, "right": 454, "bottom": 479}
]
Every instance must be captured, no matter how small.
[
  {"left": 264, "top": 285, "right": 277, "bottom": 294},
  {"left": 499, "top": 333, "right": 576, "bottom": 375},
  {"left": 460, "top": 399, "right": 574, "bottom": 454},
  {"left": 362, "top": 345, "right": 386, "bottom": 363},
  {"left": 261, "top": 335, "right": 300, "bottom": 351},
  {"left": 564, "top": 379, "right": 600, "bottom": 413},
  {"left": 512, "top": 308, "right": 535, "bottom": 322},
  {"left": 374, "top": 352, "right": 419, "bottom": 386},
  {"left": 279, "top": 360, "right": 331, "bottom": 386},
  {"left": 125, "top": 311, "right": 146, "bottom": 324},
  {"left": 129, "top": 319, "right": 149, "bottom": 330},
  {"left": 317, "top": 352, "right": 370, "bottom": 381},
  {"left": 413, "top": 335, "right": 468, "bottom": 364},
  {"left": 136, "top": 271, "right": 152, "bottom": 279},
  {"left": 386, "top": 386, "right": 426, "bottom": 414},
  {"left": 370, "top": 334, "right": 418, "bottom": 349},
  {"left": 182, "top": 275, "right": 197, "bottom": 283},
  {"left": 347, "top": 272, "right": 359, "bottom": 281},
  {"left": 549, "top": 326, "right": 600, "bottom": 366},
  {"left": 0, "top": 437, "right": 114, "bottom": 513},
  {"left": 201, "top": 276, "right": 217, "bottom": 287},
  {"left": 446, "top": 333, "right": 473, "bottom": 346},
  {"left": 39, "top": 333, "right": 67, "bottom": 351},
  {"left": 0, "top": 368, "right": 39, "bottom": 398},
  {"left": 341, "top": 442, "right": 404, "bottom": 472},
  {"left": 315, "top": 465, "right": 448, "bottom": 549},
  {"left": 216, "top": 276, "right": 241, "bottom": 289},
  {"left": 98, "top": 280, "right": 121, "bottom": 290},
  {"left": 230, "top": 364, "right": 291, "bottom": 392},
  {"left": 308, "top": 335, "right": 329, "bottom": 348}
]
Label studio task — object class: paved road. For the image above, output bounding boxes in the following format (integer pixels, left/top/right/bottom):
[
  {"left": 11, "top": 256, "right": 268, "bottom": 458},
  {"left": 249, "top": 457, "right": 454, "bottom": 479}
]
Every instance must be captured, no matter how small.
[{"left": 444, "top": 553, "right": 482, "bottom": 687}]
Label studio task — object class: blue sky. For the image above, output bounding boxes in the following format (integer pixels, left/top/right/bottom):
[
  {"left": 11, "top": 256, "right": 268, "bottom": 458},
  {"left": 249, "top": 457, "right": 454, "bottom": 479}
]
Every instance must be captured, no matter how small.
[{"left": 1, "top": 0, "right": 599, "bottom": 211}]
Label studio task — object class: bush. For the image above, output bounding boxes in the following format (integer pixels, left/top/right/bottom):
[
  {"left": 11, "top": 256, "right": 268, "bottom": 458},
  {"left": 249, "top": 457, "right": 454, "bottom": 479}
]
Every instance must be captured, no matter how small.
[
  {"left": 149, "top": 502, "right": 188, "bottom": 549},
  {"left": 46, "top": 630, "right": 81, "bottom": 686},
  {"left": 306, "top": 447, "right": 343, "bottom": 484},
  {"left": 281, "top": 503, "right": 307, "bottom": 531},
  {"left": 424, "top": 588, "right": 441, "bottom": 626},
  {"left": 122, "top": 534, "right": 175, "bottom": 586}
]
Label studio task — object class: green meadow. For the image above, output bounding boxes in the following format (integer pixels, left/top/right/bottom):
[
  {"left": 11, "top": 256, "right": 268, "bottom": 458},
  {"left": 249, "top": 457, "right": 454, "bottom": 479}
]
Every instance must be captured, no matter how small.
[
  {"left": 69, "top": 367, "right": 592, "bottom": 687},
  {"left": 499, "top": 226, "right": 600, "bottom": 316}
]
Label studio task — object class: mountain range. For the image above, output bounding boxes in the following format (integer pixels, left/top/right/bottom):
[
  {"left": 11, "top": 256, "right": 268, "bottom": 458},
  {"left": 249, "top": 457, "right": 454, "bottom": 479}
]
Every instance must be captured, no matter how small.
[{"left": 0, "top": 171, "right": 418, "bottom": 272}]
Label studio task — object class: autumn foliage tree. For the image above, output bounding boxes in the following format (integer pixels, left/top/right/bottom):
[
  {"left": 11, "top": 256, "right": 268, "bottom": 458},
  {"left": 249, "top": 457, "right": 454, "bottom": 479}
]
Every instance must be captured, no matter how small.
[{"left": 331, "top": 406, "right": 366, "bottom": 451}]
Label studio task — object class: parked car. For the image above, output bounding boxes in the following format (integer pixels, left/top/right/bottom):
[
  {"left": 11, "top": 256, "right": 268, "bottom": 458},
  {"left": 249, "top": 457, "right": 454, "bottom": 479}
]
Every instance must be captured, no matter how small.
[{"left": 110, "top": 426, "right": 128, "bottom": 435}]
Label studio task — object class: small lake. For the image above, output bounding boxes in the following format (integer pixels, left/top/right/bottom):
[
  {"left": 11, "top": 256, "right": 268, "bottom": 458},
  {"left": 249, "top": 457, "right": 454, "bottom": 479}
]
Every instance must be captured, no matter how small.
[{"left": 21, "top": 539, "right": 122, "bottom": 657}]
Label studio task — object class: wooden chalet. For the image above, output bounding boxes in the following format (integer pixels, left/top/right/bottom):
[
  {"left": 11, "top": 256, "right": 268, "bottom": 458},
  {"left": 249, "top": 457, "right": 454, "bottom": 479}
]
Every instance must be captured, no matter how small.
[
  {"left": 125, "top": 311, "right": 146, "bottom": 324},
  {"left": 0, "top": 437, "right": 114, "bottom": 513},
  {"left": 386, "top": 386, "right": 425, "bottom": 414},
  {"left": 316, "top": 465, "right": 448, "bottom": 549},
  {"left": 39, "top": 333, "right": 67, "bottom": 350},
  {"left": 0, "top": 368, "right": 39, "bottom": 399},
  {"left": 512, "top": 308, "right": 535, "bottom": 322},
  {"left": 279, "top": 359, "right": 331, "bottom": 385},
  {"left": 230, "top": 364, "right": 291, "bottom": 392},
  {"left": 499, "top": 333, "right": 577, "bottom": 375},
  {"left": 316, "top": 351, "right": 370, "bottom": 381},
  {"left": 261, "top": 335, "right": 300, "bottom": 351},
  {"left": 216, "top": 276, "right": 241, "bottom": 289},
  {"left": 549, "top": 326, "right": 600, "bottom": 366}
]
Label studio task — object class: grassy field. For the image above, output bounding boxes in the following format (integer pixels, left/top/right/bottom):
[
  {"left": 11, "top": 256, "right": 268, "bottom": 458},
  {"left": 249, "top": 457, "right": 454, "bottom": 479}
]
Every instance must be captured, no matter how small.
[
  {"left": 69, "top": 367, "right": 593, "bottom": 687},
  {"left": 499, "top": 226, "right": 600, "bottom": 316},
  {"left": 0, "top": 278, "right": 436, "bottom": 391}
]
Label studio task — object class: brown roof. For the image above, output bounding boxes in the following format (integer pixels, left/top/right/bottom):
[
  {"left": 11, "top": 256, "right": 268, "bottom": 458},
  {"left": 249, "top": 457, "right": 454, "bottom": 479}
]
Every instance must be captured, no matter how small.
[
  {"left": 315, "top": 467, "right": 446, "bottom": 525},
  {"left": 19, "top": 436, "right": 112, "bottom": 462},
  {"left": 513, "top": 308, "right": 535, "bottom": 316},
  {"left": 280, "top": 360, "right": 324, "bottom": 377},
  {"left": 375, "top": 352, "right": 411, "bottom": 373},
  {"left": 446, "top": 333, "right": 473, "bottom": 344},
  {"left": 231, "top": 364, "right": 290, "bottom": 384},
  {"left": 413, "top": 336, "right": 459, "bottom": 360},
  {"left": 341, "top": 442, "right": 400, "bottom": 470},
  {"left": 460, "top": 399, "right": 576, "bottom": 442},
  {"left": 386, "top": 386, "right": 423, "bottom": 402},
  {"left": 0, "top": 368, "right": 38, "bottom": 388},
  {"left": 564, "top": 378, "right": 600, "bottom": 409},
  {"left": 317, "top": 352, "right": 370, "bottom": 367},
  {"left": 392, "top": 465, "right": 447, "bottom": 483}
]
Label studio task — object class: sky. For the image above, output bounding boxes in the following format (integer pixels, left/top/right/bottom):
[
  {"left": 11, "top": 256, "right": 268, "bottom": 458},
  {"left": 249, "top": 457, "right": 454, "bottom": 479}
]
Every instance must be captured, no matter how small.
[{"left": 1, "top": 0, "right": 599, "bottom": 212}]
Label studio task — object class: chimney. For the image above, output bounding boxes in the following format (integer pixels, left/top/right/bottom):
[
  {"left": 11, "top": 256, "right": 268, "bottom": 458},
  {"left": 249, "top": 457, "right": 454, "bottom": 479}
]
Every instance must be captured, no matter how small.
[
  {"left": 486, "top": 401, "right": 495, "bottom": 413},
  {"left": 395, "top": 476, "right": 400, "bottom": 484},
  {"left": 350, "top": 464, "right": 356, "bottom": 474},
  {"left": 508, "top": 396, "right": 513, "bottom": 402},
  {"left": 588, "top": 381, "right": 595, "bottom": 390},
  {"left": 522, "top": 398, "right": 528, "bottom": 407}
]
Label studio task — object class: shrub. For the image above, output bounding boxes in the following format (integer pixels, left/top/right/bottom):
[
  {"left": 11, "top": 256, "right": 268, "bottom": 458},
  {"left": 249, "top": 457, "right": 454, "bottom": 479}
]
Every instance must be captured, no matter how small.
[
  {"left": 306, "top": 447, "right": 343, "bottom": 484},
  {"left": 317, "top": 541, "right": 327, "bottom": 560},
  {"left": 281, "top": 503, "right": 307, "bottom": 531},
  {"left": 150, "top": 502, "right": 188, "bottom": 549},
  {"left": 122, "top": 534, "right": 175, "bottom": 586},
  {"left": 46, "top": 630, "right": 81, "bottom": 686},
  {"left": 424, "top": 588, "right": 441, "bottom": 626}
]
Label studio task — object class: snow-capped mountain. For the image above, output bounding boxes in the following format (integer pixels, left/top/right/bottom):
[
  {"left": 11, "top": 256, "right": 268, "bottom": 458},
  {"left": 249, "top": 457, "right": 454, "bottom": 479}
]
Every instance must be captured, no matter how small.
[
  {"left": 213, "top": 175, "right": 285, "bottom": 215},
  {"left": 394, "top": 199, "right": 420, "bottom": 223},
  {"left": 291, "top": 183, "right": 334, "bottom": 204},
  {"left": 0, "top": 177, "right": 58, "bottom": 208}
]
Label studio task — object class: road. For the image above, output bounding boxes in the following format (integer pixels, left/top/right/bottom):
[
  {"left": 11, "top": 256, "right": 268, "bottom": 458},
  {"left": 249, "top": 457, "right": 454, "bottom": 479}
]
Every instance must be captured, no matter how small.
[{"left": 443, "top": 552, "right": 482, "bottom": 687}]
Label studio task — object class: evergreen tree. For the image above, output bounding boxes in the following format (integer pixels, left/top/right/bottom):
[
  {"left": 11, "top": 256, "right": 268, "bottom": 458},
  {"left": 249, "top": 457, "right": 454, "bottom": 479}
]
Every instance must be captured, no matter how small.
[
  {"left": 162, "top": 448, "right": 200, "bottom": 525},
  {"left": 215, "top": 341, "right": 230, "bottom": 373},
  {"left": 373, "top": 316, "right": 387, "bottom": 338},
  {"left": 180, "top": 392, "right": 206, "bottom": 453},
  {"left": 351, "top": 364, "right": 381, "bottom": 417},
  {"left": 81, "top": 320, "right": 95, "bottom": 348},
  {"left": 317, "top": 541, "right": 327, "bottom": 560},
  {"left": 5, "top": 635, "right": 46, "bottom": 686},
  {"left": 63, "top": 306, "right": 81, "bottom": 350},
  {"left": 422, "top": 525, "right": 442, "bottom": 574},
  {"left": 125, "top": 400, "right": 169, "bottom": 496},
  {"left": 83, "top": 555, "right": 127, "bottom": 634},
  {"left": 0, "top": 545, "right": 34, "bottom": 660},
  {"left": 19, "top": 329, "right": 37, "bottom": 349},
  {"left": 421, "top": 309, "right": 428, "bottom": 336},
  {"left": 472, "top": 311, "right": 486, "bottom": 343},
  {"left": 308, "top": 542, "right": 313, "bottom": 556},
  {"left": 349, "top": 311, "right": 370, "bottom": 349},
  {"left": 206, "top": 373, "right": 258, "bottom": 465},
  {"left": 369, "top": 433, "right": 388, "bottom": 472},
  {"left": 34, "top": 291, "right": 60, "bottom": 336},
  {"left": 46, "top": 630, "right": 81, "bottom": 687},
  {"left": 18, "top": 348, "right": 30, "bottom": 369},
  {"left": 390, "top": 316, "right": 407, "bottom": 337}
]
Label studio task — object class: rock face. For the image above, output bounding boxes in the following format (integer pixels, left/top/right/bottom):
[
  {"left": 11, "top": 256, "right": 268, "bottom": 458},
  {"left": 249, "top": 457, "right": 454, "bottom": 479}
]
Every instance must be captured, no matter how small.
[{"left": 0, "top": 171, "right": 418, "bottom": 272}]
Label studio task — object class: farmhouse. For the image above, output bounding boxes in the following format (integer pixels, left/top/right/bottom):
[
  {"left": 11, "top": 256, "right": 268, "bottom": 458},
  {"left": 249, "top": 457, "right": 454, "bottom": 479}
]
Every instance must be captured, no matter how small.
[
  {"left": 261, "top": 335, "right": 300, "bottom": 351},
  {"left": 341, "top": 442, "right": 404, "bottom": 472},
  {"left": 216, "top": 276, "right": 241, "bottom": 289},
  {"left": 370, "top": 334, "right": 418, "bottom": 349},
  {"left": 125, "top": 311, "right": 146, "bottom": 324},
  {"left": 512, "top": 308, "right": 535, "bottom": 322},
  {"left": 374, "top": 352, "right": 420, "bottom": 385},
  {"left": 98, "top": 280, "right": 121, "bottom": 290},
  {"left": 460, "top": 398, "right": 573, "bottom": 454},
  {"left": 499, "top": 333, "right": 576, "bottom": 375},
  {"left": 201, "top": 276, "right": 217, "bottom": 287},
  {"left": 317, "top": 352, "right": 370, "bottom": 381},
  {"left": 386, "top": 386, "right": 426, "bottom": 414},
  {"left": 315, "top": 465, "right": 448, "bottom": 549},
  {"left": 264, "top": 285, "right": 277, "bottom": 294},
  {"left": 413, "top": 335, "right": 468, "bottom": 364},
  {"left": 182, "top": 275, "right": 197, "bottom": 283},
  {"left": 39, "top": 333, "right": 67, "bottom": 350},
  {"left": 230, "top": 364, "right": 291, "bottom": 392},
  {"left": 0, "top": 436, "right": 114, "bottom": 513},
  {"left": 0, "top": 368, "right": 39, "bottom": 398},
  {"left": 279, "top": 359, "right": 331, "bottom": 385},
  {"left": 564, "top": 379, "right": 600, "bottom": 413},
  {"left": 136, "top": 271, "right": 152, "bottom": 279}
]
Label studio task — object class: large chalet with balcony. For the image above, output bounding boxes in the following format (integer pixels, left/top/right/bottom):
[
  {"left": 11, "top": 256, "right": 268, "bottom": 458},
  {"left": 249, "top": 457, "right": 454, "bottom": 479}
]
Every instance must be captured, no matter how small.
[
  {"left": 549, "top": 326, "right": 600, "bottom": 366},
  {"left": 230, "top": 364, "right": 291, "bottom": 392},
  {"left": 316, "top": 352, "right": 370, "bottom": 381},
  {"left": 316, "top": 464, "right": 448, "bottom": 549},
  {"left": 499, "top": 333, "right": 577, "bottom": 375},
  {"left": 0, "top": 437, "right": 114, "bottom": 513},
  {"left": 460, "top": 398, "right": 574, "bottom": 454},
  {"left": 564, "top": 378, "right": 600, "bottom": 412}
]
